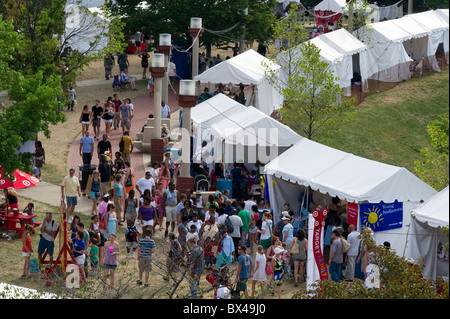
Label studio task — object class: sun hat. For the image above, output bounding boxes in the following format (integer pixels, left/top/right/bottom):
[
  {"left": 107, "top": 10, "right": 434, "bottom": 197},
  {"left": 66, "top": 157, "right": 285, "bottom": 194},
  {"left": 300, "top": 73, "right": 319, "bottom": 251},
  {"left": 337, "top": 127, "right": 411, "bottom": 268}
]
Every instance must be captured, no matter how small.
[{"left": 274, "top": 247, "right": 283, "bottom": 255}]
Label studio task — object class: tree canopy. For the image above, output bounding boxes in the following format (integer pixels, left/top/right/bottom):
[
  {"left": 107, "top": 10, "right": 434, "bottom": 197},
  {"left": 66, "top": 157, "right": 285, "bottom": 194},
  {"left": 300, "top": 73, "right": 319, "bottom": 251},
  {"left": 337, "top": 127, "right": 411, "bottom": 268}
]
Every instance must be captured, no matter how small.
[{"left": 0, "top": 0, "right": 124, "bottom": 174}]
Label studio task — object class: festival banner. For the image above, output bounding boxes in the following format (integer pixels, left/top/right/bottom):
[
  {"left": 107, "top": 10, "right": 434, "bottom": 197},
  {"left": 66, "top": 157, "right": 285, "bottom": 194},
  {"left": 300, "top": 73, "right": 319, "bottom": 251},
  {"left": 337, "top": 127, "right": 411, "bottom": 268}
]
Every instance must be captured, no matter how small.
[
  {"left": 312, "top": 208, "right": 329, "bottom": 281},
  {"left": 359, "top": 201, "right": 403, "bottom": 232},
  {"left": 347, "top": 202, "right": 358, "bottom": 228}
]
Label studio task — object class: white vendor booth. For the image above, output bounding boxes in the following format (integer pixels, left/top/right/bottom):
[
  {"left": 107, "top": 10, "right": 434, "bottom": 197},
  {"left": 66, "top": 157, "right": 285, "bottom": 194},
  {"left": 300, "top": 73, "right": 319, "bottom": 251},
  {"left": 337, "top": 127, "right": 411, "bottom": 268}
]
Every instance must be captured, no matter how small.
[
  {"left": 194, "top": 49, "right": 284, "bottom": 116},
  {"left": 406, "top": 186, "right": 449, "bottom": 280},
  {"left": 264, "top": 138, "right": 437, "bottom": 288}
]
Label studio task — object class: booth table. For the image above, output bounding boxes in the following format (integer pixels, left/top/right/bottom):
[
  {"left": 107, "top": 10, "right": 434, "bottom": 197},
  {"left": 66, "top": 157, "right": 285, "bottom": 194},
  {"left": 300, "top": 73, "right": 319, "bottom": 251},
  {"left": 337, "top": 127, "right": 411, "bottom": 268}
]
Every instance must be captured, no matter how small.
[{"left": 0, "top": 213, "right": 40, "bottom": 237}]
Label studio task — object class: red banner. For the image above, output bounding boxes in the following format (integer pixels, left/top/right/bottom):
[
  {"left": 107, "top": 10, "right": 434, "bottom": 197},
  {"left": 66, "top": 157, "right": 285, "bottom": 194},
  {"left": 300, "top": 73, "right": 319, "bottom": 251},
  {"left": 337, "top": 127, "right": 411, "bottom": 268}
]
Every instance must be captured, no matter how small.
[
  {"left": 312, "top": 207, "right": 329, "bottom": 281},
  {"left": 347, "top": 202, "right": 358, "bottom": 228}
]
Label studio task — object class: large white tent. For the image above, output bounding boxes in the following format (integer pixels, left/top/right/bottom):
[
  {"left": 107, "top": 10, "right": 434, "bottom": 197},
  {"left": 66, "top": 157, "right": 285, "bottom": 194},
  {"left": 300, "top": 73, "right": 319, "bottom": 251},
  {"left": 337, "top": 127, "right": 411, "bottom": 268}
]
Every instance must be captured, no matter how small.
[
  {"left": 436, "top": 9, "right": 449, "bottom": 64},
  {"left": 208, "top": 106, "right": 301, "bottom": 165},
  {"left": 406, "top": 186, "right": 449, "bottom": 280},
  {"left": 193, "top": 50, "right": 284, "bottom": 116},
  {"left": 264, "top": 138, "right": 437, "bottom": 247}
]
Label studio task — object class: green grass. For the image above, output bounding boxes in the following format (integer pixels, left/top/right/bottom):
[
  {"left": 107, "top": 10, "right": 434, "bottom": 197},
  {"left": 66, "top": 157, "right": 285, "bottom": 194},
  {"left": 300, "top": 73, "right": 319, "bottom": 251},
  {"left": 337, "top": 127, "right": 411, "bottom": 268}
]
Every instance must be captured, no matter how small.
[{"left": 319, "top": 70, "right": 449, "bottom": 174}]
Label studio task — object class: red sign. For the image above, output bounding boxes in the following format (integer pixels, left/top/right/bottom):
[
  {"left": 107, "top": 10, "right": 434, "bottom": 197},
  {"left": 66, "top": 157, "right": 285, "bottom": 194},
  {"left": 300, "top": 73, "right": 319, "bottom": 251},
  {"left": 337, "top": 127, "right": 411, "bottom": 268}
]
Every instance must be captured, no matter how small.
[
  {"left": 347, "top": 202, "right": 358, "bottom": 228},
  {"left": 312, "top": 207, "right": 329, "bottom": 281}
]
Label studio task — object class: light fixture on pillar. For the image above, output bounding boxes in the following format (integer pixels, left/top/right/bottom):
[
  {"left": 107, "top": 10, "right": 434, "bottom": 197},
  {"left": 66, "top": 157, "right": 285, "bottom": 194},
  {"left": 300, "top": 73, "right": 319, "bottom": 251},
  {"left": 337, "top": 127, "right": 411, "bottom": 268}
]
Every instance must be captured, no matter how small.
[
  {"left": 149, "top": 52, "right": 167, "bottom": 163},
  {"left": 176, "top": 79, "right": 198, "bottom": 194},
  {"left": 189, "top": 17, "right": 204, "bottom": 79},
  {"left": 157, "top": 33, "right": 172, "bottom": 107}
]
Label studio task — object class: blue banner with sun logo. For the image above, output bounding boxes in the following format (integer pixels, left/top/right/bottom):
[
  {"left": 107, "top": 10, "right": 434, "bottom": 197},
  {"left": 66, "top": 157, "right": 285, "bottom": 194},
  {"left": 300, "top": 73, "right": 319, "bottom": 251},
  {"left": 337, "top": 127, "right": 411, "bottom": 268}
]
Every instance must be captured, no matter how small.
[{"left": 359, "top": 201, "right": 403, "bottom": 232}]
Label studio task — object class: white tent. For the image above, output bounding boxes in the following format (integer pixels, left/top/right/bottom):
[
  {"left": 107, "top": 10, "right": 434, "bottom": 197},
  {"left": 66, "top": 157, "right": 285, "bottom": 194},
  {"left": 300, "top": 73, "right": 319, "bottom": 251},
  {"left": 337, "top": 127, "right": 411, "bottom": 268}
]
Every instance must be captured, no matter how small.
[
  {"left": 277, "top": 28, "right": 369, "bottom": 95},
  {"left": 190, "top": 93, "right": 246, "bottom": 158},
  {"left": 64, "top": 2, "right": 110, "bottom": 53},
  {"left": 209, "top": 106, "right": 301, "bottom": 165},
  {"left": 436, "top": 9, "right": 450, "bottom": 65},
  {"left": 408, "top": 10, "right": 449, "bottom": 70},
  {"left": 356, "top": 20, "right": 414, "bottom": 83},
  {"left": 264, "top": 138, "right": 437, "bottom": 246},
  {"left": 193, "top": 50, "right": 284, "bottom": 116},
  {"left": 406, "top": 186, "right": 449, "bottom": 280}
]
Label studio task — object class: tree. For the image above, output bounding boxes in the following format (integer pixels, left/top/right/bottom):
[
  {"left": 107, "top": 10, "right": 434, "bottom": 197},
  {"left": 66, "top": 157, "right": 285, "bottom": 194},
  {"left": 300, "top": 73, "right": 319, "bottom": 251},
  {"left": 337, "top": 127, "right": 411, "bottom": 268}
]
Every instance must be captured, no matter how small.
[
  {"left": 110, "top": 0, "right": 276, "bottom": 54},
  {"left": 0, "top": 0, "right": 125, "bottom": 174},
  {"left": 264, "top": 6, "right": 355, "bottom": 141},
  {"left": 414, "top": 113, "right": 449, "bottom": 191}
]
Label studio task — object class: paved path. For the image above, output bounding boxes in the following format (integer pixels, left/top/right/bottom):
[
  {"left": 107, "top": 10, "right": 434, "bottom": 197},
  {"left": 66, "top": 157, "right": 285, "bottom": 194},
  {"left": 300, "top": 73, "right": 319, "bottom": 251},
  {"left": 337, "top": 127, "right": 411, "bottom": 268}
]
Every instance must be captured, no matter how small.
[{"left": 17, "top": 78, "right": 182, "bottom": 217}]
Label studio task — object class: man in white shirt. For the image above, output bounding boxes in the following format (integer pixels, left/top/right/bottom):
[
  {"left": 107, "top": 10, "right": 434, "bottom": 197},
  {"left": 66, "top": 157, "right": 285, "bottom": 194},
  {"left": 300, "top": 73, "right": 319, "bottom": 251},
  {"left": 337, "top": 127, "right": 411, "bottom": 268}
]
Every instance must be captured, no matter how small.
[
  {"left": 244, "top": 194, "right": 257, "bottom": 212},
  {"left": 135, "top": 171, "right": 155, "bottom": 196},
  {"left": 344, "top": 224, "right": 361, "bottom": 281},
  {"left": 228, "top": 209, "right": 243, "bottom": 260},
  {"left": 168, "top": 58, "right": 177, "bottom": 87},
  {"left": 161, "top": 100, "right": 171, "bottom": 119}
]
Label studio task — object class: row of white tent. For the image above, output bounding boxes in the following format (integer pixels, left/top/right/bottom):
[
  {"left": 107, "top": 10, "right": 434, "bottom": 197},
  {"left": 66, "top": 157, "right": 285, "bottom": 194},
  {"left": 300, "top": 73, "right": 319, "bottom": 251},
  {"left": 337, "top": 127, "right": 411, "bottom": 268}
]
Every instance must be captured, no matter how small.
[{"left": 194, "top": 9, "right": 448, "bottom": 115}]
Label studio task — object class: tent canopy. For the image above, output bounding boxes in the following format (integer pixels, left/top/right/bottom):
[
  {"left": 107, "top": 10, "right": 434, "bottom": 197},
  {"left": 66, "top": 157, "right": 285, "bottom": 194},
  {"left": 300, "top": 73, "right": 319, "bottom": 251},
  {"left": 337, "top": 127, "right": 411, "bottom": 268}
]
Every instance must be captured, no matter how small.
[
  {"left": 264, "top": 138, "right": 437, "bottom": 204},
  {"left": 193, "top": 50, "right": 284, "bottom": 115},
  {"left": 411, "top": 186, "right": 449, "bottom": 228},
  {"left": 210, "top": 106, "right": 301, "bottom": 147}
]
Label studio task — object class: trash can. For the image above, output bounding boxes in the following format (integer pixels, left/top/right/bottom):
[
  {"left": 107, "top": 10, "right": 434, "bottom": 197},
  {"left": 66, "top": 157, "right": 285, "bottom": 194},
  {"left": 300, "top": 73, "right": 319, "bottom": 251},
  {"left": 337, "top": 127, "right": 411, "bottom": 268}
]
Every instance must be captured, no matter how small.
[
  {"left": 78, "top": 164, "right": 97, "bottom": 192},
  {"left": 215, "top": 178, "right": 232, "bottom": 198}
]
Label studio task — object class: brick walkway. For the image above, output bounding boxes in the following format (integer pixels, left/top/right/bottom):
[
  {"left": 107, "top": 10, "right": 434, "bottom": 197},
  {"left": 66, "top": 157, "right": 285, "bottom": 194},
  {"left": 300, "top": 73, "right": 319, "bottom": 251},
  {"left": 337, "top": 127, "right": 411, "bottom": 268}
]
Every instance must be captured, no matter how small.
[{"left": 68, "top": 85, "right": 181, "bottom": 186}]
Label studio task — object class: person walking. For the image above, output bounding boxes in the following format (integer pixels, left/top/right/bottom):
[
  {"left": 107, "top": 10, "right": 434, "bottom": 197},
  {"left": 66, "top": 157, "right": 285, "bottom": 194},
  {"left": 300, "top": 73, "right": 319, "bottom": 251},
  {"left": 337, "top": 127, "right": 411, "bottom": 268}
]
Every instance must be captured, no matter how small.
[
  {"left": 344, "top": 224, "right": 361, "bottom": 281},
  {"left": 235, "top": 245, "right": 252, "bottom": 299},
  {"left": 187, "top": 237, "right": 204, "bottom": 299},
  {"left": 37, "top": 212, "right": 58, "bottom": 267},
  {"left": 328, "top": 230, "right": 343, "bottom": 282},
  {"left": 103, "top": 233, "right": 120, "bottom": 290},
  {"left": 61, "top": 168, "right": 82, "bottom": 223},
  {"left": 137, "top": 229, "right": 155, "bottom": 287},
  {"left": 21, "top": 224, "right": 34, "bottom": 278},
  {"left": 290, "top": 228, "right": 307, "bottom": 286},
  {"left": 79, "top": 130, "right": 94, "bottom": 166},
  {"left": 163, "top": 182, "right": 179, "bottom": 238},
  {"left": 33, "top": 141, "right": 45, "bottom": 181},
  {"left": 251, "top": 245, "right": 266, "bottom": 297}
]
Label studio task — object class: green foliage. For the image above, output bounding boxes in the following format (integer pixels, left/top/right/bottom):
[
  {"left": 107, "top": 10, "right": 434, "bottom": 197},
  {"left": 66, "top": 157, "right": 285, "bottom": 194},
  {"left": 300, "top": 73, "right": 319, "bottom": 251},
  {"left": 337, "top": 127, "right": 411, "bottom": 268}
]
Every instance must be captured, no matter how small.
[
  {"left": 111, "top": 0, "right": 276, "bottom": 50},
  {"left": 294, "top": 232, "right": 448, "bottom": 299},
  {"left": 414, "top": 113, "right": 449, "bottom": 191},
  {"left": 0, "top": 0, "right": 125, "bottom": 173}
]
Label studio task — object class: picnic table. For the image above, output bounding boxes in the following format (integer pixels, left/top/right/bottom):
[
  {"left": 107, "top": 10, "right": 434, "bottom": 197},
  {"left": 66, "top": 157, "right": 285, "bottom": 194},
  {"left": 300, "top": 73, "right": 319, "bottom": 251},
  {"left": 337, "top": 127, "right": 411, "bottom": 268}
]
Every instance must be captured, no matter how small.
[{"left": 0, "top": 213, "right": 41, "bottom": 237}]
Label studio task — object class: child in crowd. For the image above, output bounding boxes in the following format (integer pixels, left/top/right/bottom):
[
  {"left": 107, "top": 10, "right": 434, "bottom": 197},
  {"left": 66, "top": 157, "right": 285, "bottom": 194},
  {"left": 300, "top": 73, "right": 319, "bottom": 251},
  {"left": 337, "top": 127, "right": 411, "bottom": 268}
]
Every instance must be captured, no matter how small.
[
  {"left": 72, "top": 230, "right": 86, "bottom": 283},
  {"left": 21, "top": 224, "right": 34, "bottom": 278},
  {"left": 125, "top": 219, "right": 139, "bottom": 258},
  {"left": 165, "top": 233, "right": 182, "bottom": 281},
  {"left": 89, "top": 236, "right": 99, "bottom": 275},
  {"left": 89, "top": 214, "right": 100, "bottom": 232},
  {"left": 203, "top": 236, "right": 218, "bottom": 271}
]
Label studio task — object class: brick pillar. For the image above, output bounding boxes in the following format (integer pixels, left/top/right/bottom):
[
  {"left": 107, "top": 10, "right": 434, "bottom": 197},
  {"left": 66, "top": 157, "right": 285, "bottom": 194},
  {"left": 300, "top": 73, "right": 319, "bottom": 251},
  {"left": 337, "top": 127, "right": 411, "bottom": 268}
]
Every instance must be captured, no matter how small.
[
  {"left": 176, "top": 176, "right": 194, "bottom": 196},
  {"left": 151, "top": 138, "right": 165, "bottom": 163}
]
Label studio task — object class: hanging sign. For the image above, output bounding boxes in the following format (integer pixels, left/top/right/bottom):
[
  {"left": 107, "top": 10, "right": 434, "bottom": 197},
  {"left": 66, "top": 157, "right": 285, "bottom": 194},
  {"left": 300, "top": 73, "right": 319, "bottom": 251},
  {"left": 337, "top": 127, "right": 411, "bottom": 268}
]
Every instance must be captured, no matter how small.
[
  {"left": 359, "top": 201, "right": 403, "bottom": 232},
  {"left": 312, "top": 207, "right": 329, "bottom": 281}
]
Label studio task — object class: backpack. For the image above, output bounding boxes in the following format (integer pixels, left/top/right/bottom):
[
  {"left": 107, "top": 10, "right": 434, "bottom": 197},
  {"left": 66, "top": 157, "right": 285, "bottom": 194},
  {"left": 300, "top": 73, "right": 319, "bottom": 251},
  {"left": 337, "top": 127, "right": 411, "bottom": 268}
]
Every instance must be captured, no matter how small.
[
  {"left": 248, "top": 213, "right": 256, "bottom": 229},
  {"left": 126, "top": 226, "right": 138, "bottom": 242},
  {"left": 224, "top": 215, "right": 234, "bottom": 233},
  {"left": 341, "top": 237, "right": 351, "bottom": 253}
]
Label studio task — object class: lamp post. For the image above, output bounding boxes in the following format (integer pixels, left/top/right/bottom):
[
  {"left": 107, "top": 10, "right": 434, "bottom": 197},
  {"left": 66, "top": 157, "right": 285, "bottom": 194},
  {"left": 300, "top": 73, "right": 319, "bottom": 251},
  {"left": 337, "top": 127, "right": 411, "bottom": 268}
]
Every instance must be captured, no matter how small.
[
  {"left": 158, "top": 33, "right": 171, "bottom": 108},
  {"left": 188, "top": 17, "right": 204, "bottom": 78},
  {"left": 176, "top": 79, "right": 197, "bottom": 194},
  {"left": 149, "top": 53, "right": 166, "bottom": 162}
]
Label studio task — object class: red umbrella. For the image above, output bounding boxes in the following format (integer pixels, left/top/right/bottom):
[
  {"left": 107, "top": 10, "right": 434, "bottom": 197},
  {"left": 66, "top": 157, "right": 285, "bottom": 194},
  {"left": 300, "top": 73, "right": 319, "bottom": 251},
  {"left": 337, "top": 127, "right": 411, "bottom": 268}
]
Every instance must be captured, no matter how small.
[{"left": 0, "top": 168, "right": 40, "bottom": 189}]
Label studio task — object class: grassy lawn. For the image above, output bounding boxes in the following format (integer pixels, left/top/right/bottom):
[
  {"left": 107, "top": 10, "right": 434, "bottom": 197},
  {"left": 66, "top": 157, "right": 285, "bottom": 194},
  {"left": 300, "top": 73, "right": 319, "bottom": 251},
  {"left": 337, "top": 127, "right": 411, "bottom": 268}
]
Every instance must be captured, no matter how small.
[{"left": 319, "top": 69, "right": 449, "bottom": 174}]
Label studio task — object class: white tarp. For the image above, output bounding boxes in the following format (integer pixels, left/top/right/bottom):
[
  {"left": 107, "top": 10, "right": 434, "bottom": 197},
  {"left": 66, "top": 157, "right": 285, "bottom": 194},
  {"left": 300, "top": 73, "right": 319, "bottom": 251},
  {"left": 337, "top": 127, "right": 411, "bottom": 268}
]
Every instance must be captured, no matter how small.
[
  {"left": 264, "top": 138, "right": 437, "bottom": 256},
  {"left": 406, "top": 186, "right": 449, "bottom": 280},
  {"left": 314, "top": 0, "right": 372, "bottom": 15},
  {"left": 209, "top": 106, "right": 301, "bottom": 164},
  {"left": 193, "top": 50, "right": 284, "bottom": 116}
]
